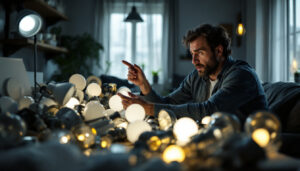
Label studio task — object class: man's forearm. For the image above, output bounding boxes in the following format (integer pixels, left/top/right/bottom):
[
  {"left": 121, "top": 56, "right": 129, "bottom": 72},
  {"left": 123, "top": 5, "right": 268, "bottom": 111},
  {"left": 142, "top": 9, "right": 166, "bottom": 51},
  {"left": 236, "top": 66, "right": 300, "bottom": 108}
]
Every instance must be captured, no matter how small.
[{"left": 139, "top": 80, "right": 152, "bottom": 95}]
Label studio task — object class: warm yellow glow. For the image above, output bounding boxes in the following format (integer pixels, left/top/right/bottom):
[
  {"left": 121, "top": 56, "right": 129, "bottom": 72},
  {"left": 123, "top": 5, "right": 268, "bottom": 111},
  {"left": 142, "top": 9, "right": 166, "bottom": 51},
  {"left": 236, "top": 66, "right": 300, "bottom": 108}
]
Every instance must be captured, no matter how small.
[
  {"left": 77, "top": 134, "right": 85, "bottom": 141},
  {"left": 173, "top": 117, "right": 198, "bottom": 145},
  {"left": 292, "top": 59, "right": 298, "bottom": 73},
  {"left": 201, "top": 116, "right": 211, "bottom": 125},
  {"left": 147, "top": 136, "right": 162, "bottom": 151},
  {"left": 237, "top": 23, "right": 246, "bottom": 36},
  {"left": 252, "top": 128, "right": 270, "bottom": 148},
  {"left": 162, "top": 145, "right": 185, "bottom": 163},
  {"left": 100, "top": 137, "right": 111, "bottom": 149},
  {"left": 65, "top": 97, "right": 80, "bottom": 109},
  {"left": 60, "top": 135, "right": 69, "bottom": 144},
  {"left": 91, "top": 128, "right": 97, "bottom": 135}
]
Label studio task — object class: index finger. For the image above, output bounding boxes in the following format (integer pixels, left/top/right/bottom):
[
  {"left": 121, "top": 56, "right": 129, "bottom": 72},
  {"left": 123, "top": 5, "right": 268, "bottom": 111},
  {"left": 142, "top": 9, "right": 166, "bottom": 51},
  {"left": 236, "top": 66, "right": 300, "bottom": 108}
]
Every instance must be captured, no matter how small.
[{"left": 122, "top": 60, "right": 134, "bottom": 68}]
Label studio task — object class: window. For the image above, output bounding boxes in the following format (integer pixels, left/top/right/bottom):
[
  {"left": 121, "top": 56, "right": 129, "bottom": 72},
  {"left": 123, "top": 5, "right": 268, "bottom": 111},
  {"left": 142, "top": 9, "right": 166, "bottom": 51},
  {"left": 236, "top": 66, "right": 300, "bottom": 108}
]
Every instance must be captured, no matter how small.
[
  {"left": 108, "top": 2, "right": 164, "bottom": 84},
  {"left": 288, "top": 0, "right": 300, "bottom": 81}
]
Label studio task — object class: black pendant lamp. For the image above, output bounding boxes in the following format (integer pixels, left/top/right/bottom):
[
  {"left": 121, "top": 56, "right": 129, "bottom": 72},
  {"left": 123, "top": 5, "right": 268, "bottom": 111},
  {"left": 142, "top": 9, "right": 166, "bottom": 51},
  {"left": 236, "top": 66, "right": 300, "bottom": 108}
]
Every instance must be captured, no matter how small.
[{"left": 124, "top": 6, "right": 143, "bottom": 22}]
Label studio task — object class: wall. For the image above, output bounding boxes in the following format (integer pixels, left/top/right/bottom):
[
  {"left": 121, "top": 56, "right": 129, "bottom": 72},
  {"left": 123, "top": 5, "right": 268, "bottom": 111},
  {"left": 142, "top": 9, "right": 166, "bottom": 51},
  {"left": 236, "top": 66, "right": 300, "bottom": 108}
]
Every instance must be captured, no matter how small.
[{"left": 175, "top": 0, "right": 246, "bottom": 76}]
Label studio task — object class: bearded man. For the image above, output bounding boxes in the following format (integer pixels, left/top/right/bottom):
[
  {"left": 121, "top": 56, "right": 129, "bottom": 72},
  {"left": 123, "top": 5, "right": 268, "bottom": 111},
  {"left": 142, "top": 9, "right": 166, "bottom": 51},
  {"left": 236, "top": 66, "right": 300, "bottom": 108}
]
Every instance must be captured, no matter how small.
[{"left": 119, "top": 24, "right": 268, "bottom": 123}]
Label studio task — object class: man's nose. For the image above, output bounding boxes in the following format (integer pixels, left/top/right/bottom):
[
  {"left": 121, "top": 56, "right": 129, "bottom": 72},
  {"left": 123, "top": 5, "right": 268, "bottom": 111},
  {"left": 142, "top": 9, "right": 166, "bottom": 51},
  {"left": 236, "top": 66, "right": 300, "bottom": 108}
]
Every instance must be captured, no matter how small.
[{"left": 192, "top": 54, "right": 198, "bottom": 65}]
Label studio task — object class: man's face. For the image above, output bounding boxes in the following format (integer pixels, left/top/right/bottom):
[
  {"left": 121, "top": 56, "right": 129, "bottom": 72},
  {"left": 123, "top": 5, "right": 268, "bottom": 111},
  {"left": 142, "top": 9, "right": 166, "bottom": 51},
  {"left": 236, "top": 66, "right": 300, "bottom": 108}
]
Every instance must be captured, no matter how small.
[{"left": 189, "top": 36, "right": 219, "bottom": 77}]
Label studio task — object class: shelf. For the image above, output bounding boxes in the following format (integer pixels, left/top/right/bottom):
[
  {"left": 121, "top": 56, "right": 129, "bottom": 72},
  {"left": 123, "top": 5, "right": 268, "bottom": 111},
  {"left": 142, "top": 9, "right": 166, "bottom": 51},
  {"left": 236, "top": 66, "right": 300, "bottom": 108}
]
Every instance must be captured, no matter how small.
[
  {"left": 3, "top": 39, "right": 68, "bottom": 54},
  {"left": 23, "top": 0, "right": 68, "bottom": 24}
]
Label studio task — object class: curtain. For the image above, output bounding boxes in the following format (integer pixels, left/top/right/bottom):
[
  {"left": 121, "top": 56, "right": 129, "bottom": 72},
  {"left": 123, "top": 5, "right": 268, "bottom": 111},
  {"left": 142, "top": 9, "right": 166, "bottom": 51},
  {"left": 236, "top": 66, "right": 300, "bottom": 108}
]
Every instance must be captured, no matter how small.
[
  {"left": 93, "top": 0, "right": 173, "bottom": 87},
  {"left": 249, "top": 0, "right": 288, "bottom": 82}
]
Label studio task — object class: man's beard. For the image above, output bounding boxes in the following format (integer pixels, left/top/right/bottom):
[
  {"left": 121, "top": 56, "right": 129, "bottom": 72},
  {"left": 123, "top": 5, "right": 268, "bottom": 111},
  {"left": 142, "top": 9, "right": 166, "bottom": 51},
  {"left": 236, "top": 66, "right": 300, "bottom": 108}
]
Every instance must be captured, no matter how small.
[{"left": 197, "top": 54, "right": 219, "bottom": 77}]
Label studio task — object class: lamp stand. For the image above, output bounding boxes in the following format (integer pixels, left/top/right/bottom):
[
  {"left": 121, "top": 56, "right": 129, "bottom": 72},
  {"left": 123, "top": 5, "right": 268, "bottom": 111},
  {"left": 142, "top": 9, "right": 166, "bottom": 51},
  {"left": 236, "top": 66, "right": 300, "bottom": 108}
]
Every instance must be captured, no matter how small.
[{"left": 34, "top": 35, "right": 37, "bottom": 103}]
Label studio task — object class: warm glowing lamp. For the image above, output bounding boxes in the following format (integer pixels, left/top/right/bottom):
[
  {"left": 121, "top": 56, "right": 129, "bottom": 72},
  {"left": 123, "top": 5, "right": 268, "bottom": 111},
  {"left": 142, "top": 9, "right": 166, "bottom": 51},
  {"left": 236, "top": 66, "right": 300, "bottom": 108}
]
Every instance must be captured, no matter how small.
[
  {"left": 236, "top": 23, "right": 246, "bottom": 36},
  {"left": 245, "top": 111, "right": 281, "bottom": 152},
  {"left": 125, "top": 104, "right": 145, "bottom": 122},
  {"left": 162, "top": 145, "right": 185, "bottom": 163},
  {"left": 117, "top": 86, "right": 131, "bottom": 97},
  {"left": 173, "top": 117, "right": 198, "bottom": 146},
  {"left": 65, "top": 97, "right": 80, "bottom": 109}
]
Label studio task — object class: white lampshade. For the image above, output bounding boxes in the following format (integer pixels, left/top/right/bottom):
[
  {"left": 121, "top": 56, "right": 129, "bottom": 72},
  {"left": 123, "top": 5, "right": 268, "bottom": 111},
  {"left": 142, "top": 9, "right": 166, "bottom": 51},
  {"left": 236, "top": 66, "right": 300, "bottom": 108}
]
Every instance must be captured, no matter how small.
[
  {"left": 109, "top": 95, "right": 124, "bottom": 112},
  {"left": 83, "top": 101, "right": 105, "bottom": 121},
  {"left": 18, "top": 96, "right": 34, "bottom": 110},
  {"left": 126, "top": 120, "right": 152, "bottom": 143},
  {"left": 69, "top": 74, "right": 87, "bottom": 91},
  {"left": 65, "top": 97, "right": 80, "bottom": 109},
  {"left": 104, "top": 109, "right": 116, "bottom": 117},
  {"left": 48, "top": 82, "right": 75, "bottom": 106},
  {"left": 17, "top": 9, "right": 42, "bottom": 38},
  {"left": 86, "top": 83, "right": 102, "bottom": 97},
  {"left": 173, "top": 117, "right": 198, "bottom": 146},
  {"left": 125, "top": 104, "right": 145, "bottom": 123}
]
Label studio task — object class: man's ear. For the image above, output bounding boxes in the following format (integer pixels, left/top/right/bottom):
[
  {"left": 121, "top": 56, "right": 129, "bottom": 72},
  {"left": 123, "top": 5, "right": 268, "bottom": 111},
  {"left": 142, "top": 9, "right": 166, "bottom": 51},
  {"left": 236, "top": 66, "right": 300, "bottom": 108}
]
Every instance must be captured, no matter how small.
[{"left": 215, "top": 45, "right": 224, "bottom": 57}]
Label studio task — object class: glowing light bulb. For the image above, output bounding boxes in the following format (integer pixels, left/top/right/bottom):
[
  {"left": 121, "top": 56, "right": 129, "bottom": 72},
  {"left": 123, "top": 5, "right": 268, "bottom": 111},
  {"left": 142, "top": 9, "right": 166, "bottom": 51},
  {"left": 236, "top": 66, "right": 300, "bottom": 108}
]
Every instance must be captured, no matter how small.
[
  {"left": 109, "top": 95, "right": 124, "bottom": 112},
  {"left": 65, "top": 97, "right": 80, "bottom": 109},
  {"left": 73, "top": 125, "right": 96, "bottom": 148},
  {"left": 162, "top": 145, "right": 185, "bottom": 163},
  {"left": 60, "top": 135, "right": 70, "bottom": 144},
  {"left": 126, "top": 120, "right": 152, "bottom": 143},
  {"left": 252, "top": 128, "right": 270, "bottom": 148},
  {"left": 158, "top": 109, "right": 176, "bottom": 131},
  {"left": 86, "top": 83, "right": 102, "bottom": 97},
  {"left": 292, "top": 59, "right": 298, "bottom": 73},
  {"left": 173, "top": 117, "right": 198, "bottom": 146},
  {"left": 125, "top": 104, "right": 145, "bottom": 122},
  {"left": 20, "top": 16, "right": 35, "bottom": 32},
  {"left": 117, "top": 86, "right": 131, "bottom": 97},
  {"left": 245, "top": 111, "right": 281, "bottom": 152},
  {"left": 147, "top": 136, "right": 162, "bottom": 151},
  {"left": 236, "top": 23, "right": 246, "bottom": 36},
  {"left": 69, "top": 74, "right": 86, "bottom": 91},
  {"left": 201, "top": 116, "right": 211, "bottom": 127},
  {"left": 83, "top": 101, "right": 105, "bottom": 121}
]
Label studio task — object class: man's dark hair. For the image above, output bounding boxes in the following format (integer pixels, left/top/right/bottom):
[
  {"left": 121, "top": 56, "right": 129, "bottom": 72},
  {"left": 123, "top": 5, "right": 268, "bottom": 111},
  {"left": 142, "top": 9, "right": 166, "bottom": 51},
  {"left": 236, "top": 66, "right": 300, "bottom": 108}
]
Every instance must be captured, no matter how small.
[{"left": 183, "top": 24, "right": 232, "bottom": 58}]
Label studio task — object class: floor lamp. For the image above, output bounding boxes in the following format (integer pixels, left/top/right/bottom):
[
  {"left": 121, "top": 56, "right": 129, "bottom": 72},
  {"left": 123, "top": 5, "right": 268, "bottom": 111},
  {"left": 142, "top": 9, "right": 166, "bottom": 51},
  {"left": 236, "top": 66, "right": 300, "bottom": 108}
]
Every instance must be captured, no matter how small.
[{"left": 16, "top": 9, "right": 43, "bottom": 102}]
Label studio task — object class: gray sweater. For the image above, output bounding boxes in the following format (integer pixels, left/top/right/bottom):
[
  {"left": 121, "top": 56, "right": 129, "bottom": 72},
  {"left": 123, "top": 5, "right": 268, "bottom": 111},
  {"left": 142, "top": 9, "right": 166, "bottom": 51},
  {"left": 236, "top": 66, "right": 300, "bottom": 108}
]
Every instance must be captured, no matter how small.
[{"left": 142, "top": 56, "right": 268, "bottom": 122}]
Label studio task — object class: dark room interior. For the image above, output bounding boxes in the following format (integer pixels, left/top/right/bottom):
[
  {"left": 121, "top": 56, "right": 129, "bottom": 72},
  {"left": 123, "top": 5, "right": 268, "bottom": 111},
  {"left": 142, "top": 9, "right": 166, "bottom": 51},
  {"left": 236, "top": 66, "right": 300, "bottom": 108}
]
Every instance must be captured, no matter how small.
[{"left": 0, "top": 0, "right": 300, "bottom": 170}]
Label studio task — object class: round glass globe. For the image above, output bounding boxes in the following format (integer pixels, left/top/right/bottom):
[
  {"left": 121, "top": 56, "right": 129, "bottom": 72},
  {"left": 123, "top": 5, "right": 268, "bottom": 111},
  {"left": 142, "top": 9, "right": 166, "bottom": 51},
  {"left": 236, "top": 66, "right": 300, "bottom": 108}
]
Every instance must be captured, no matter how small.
[
  {"left": 73, "top": 124, "right": 96, "bottom": 149},
  {"left": 0, "top": 96, "right": 18, "bottom": 114},
  {"left": 109, "top": 95, "right": 124, "bottom": 112},
  {"left": 126, "top": 120, "right": 152, "bottom": 143},
  {"left": 69, "top": 74, "right": 86, "bottom": 91},
  {"left": 158, "top": 109, "right": 176, "bottom": 131},
  {"left": 125, "top": 104, "right": 145, "bottom": 123},
  {"left": 244, "top": 111, "right": 281, "bottom": 150},
  {"left": 173, "top": 117, "right": 198, "bottom": 145},
  {"left": 86, "top": 83, "right": 102, "bottom": 97},
  {"left": 83, "top": 101, "right": 105, "bottom": 121},
  {"left": 5, "top": 77, "right": 23, "bottom": 101}
]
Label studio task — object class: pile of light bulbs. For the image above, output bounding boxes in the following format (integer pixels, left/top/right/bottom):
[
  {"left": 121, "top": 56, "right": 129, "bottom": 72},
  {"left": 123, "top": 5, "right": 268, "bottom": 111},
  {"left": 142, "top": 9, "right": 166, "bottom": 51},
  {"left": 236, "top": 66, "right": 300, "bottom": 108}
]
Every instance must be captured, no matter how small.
[{"left": 0, "top": 73, "right": 283, "bottom": 170}]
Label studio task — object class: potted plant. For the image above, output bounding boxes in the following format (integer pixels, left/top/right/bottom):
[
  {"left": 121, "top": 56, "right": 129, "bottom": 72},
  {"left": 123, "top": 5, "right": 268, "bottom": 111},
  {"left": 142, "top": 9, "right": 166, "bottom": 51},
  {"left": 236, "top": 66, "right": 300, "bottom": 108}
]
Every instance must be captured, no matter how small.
[
  {"left": 50, "top": 33, "right": 104, "bottom": 82},
  {"left": 152, "top": 69, "right": 160, "bottom": 84}
]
